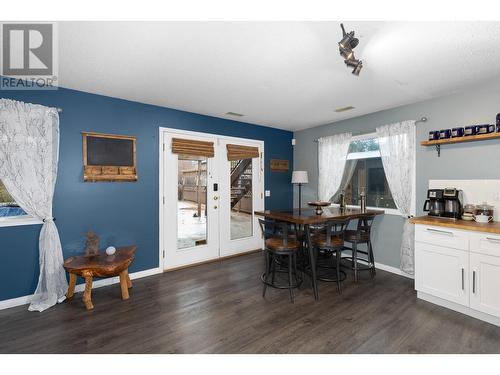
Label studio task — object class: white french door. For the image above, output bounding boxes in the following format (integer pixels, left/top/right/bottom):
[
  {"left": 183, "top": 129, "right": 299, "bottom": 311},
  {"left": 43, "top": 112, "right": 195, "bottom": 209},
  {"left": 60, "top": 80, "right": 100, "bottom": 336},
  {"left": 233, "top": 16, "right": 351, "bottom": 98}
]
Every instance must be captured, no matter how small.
[{"left": 160, "top": 128, "right": 264, "bottom": 270}]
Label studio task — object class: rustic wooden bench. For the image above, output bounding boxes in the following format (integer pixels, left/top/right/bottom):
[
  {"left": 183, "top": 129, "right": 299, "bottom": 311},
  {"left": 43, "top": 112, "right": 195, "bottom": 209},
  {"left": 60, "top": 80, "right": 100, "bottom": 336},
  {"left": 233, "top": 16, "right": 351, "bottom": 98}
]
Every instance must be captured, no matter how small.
[{"left": 63, "top": 245, "right": 137, "bottom": 310}]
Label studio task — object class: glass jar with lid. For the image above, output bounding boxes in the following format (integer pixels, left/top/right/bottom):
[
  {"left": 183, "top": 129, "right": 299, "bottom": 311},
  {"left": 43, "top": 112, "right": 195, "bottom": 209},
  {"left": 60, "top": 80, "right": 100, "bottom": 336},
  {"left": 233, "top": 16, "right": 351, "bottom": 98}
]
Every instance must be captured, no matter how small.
[
  {"left": 463, "top": 204, "right": 476, "bottom": 215},
  {"left": 474, "top": 202, "right": 494, "bottom": 217}
]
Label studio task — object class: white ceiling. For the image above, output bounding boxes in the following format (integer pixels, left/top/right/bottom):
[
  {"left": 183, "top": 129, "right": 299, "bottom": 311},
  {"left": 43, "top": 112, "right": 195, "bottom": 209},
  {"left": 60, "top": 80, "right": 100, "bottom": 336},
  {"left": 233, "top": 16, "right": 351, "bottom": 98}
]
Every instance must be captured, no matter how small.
[{"left": 58, "top": 21, "right": 500, "bottom": 131}]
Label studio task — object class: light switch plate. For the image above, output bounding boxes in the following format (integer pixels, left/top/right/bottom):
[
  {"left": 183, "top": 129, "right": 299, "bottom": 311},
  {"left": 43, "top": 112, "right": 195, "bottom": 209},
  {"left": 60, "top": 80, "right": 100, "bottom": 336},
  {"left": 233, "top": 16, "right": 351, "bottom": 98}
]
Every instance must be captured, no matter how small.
[{"left": 265, "top": 190, "right": 271, "bottom": 197}]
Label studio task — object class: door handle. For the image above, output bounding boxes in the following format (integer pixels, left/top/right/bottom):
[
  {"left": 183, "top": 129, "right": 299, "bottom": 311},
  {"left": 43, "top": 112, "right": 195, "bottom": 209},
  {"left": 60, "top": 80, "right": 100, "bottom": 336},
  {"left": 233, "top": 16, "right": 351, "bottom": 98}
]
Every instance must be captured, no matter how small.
[
  {"left": 486, "top": 237, "right": 500, "bottom": 243},
  {"left": 214, "top": 196, "right": 219, "bottom": 200},
  {"left": 473, "top": 271, "right": 476, "bottom": 294},
  {"left": 426, "top": 228, "right": 454, "bottom": 236},
  {"left": 461, "top": 268, "right": 464, "bottom": 290}
]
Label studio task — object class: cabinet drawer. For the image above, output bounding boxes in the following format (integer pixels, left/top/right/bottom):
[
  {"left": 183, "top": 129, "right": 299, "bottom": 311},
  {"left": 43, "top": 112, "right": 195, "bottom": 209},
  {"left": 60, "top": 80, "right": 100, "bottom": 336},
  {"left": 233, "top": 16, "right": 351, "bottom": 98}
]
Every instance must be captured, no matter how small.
[
  {"left": 415, "top": 224, "right": 469, "bottom": 251},
  {"left": 470, "top": 232, "right": 500, "bottom": 257}
]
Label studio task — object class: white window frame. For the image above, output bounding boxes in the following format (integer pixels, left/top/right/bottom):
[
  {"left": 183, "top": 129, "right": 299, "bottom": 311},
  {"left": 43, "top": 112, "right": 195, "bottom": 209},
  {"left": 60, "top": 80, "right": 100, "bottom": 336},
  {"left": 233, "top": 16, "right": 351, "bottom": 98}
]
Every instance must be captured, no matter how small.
[
  {"left": 0, "top": 214, "right": 42, "bottom": 228},
  {"left": 0, "top": 182, "right": 42, "bottom": 227},
  {"left": 333, "top": 132, "right": 414, "bottom": 217}
]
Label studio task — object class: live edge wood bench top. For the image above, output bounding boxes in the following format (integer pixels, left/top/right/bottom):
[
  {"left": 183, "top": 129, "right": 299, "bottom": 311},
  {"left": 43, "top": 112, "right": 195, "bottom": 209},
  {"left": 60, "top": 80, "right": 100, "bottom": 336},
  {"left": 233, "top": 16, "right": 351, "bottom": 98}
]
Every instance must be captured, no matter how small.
[{"left": 64, "top": 245, "right": 136, "bottom": 277}]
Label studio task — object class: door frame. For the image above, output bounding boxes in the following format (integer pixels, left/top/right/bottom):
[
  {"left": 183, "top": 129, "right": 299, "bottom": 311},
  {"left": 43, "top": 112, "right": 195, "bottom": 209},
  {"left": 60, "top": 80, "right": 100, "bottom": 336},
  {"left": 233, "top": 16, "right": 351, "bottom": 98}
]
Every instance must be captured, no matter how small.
[{"left": 158, "top": 126, "right": 265, "bottom": 270}]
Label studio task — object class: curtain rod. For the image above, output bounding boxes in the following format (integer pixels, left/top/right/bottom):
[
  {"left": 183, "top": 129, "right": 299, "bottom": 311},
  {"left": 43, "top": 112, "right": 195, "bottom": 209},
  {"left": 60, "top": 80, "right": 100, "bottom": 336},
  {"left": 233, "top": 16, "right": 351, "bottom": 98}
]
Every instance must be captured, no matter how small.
[{"left": 312, "top": 116, "right": 428, "bottom": 142}]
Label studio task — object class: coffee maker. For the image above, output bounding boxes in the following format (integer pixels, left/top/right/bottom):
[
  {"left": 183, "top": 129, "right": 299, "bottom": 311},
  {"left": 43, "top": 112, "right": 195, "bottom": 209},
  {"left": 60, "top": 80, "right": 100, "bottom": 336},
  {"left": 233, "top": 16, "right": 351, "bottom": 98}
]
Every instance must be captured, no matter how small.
[
  {"left": 423, "top": 188, "right": 463, "bottom": 219},
  {"left": 423, "top": 189, "right": 445, "bottom": 217},
  {"left": 442, "top": 187, "right": 463, "bottom": 219}
]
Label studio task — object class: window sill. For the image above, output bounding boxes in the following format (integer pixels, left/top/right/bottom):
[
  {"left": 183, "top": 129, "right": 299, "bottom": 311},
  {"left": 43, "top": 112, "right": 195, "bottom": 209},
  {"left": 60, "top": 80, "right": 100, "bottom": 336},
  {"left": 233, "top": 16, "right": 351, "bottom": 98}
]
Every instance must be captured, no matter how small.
[
  {"left": 330, "top": 203, "right": 402, "bottom": 216},
  {"left": 0, "top": 216, "right": 43, "bottom": 228}
]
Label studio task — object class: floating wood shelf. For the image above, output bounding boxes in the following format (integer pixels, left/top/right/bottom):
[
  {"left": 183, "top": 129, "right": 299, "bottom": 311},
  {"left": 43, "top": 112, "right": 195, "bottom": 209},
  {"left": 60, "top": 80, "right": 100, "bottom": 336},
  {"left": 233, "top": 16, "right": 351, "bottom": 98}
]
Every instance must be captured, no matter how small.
[{"left": 421, "top": 132, "right": 500, "bottom": 156}]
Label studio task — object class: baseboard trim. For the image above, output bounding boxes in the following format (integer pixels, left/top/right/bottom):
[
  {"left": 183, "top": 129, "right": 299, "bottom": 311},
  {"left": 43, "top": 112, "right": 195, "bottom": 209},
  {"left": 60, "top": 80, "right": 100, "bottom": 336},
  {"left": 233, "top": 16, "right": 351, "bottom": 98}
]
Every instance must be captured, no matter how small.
[
  {"left": 417, "top": 291, "right": 500, "bottom": 327},
  {"left": 0, "top": 267, "right": 163, "bottom": 311},
  {"left": 375, "top": 262, "right": 414, "bottom": 279}
]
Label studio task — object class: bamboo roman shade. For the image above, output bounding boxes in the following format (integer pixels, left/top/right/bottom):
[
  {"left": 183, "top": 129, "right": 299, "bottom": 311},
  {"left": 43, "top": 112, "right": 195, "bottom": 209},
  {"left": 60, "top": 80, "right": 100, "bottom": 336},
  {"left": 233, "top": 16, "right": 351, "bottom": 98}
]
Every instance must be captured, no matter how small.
[
  {"left": 226, "top": 144, "right": 259, "bottom": 161},
  {"left": 171, "top": 137, "right": 214, "bottom": 158}
]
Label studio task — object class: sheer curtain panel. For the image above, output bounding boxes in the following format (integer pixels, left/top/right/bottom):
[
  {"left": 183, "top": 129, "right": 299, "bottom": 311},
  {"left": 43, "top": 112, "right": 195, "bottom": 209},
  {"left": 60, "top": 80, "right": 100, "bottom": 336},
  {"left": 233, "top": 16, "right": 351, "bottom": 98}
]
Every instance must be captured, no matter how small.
[
  {"left": 0, "top": 99, "right": 67, "bottom": 311},
  {"left": 376, "top": 120, "right": 416, "bottom": 275},
  {"left": 317, "top": 132, "right": 352, "bottom": 202}
]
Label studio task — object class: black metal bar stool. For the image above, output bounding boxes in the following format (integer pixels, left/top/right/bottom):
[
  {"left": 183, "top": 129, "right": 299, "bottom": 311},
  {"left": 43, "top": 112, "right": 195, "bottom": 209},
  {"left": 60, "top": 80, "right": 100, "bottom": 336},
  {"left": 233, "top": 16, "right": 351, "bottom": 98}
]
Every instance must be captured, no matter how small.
[
  {"left": 342, "top": 215, "right": 376, "bottom": 282},
  {"left": 311, "top": 219, "right": 350, "bottom": 293},
  {"left": 259, "top": 219, "right": 302, "bottom": 303}
]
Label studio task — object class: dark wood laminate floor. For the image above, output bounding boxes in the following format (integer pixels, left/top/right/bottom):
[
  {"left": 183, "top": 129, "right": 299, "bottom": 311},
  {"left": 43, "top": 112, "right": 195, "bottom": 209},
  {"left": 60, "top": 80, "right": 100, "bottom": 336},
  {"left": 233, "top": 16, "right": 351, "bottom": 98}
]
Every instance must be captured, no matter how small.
[{"left": 1, "top": 252, "right": 500, "bottom": 354}]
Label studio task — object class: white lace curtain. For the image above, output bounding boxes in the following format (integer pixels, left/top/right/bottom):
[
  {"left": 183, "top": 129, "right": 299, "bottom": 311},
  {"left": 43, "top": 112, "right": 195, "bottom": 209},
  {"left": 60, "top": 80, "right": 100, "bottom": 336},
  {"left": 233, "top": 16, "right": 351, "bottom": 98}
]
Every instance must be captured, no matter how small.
[
  {"left": 0, "top": 99, "right": 67, "bottom": 311},
  {"left": 317, "top": 132, "right": 352, "bottom": 202},
  {"left": 376, "top": 120, "right": 416, "bottom": 275}
]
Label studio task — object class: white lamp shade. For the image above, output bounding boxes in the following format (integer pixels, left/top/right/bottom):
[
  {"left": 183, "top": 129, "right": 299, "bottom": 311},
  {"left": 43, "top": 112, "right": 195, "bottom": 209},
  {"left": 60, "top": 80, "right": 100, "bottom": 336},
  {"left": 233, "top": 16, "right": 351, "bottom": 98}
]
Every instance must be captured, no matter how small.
[{"left": 291, "top": 171, "right": 309, "bottom": 184}]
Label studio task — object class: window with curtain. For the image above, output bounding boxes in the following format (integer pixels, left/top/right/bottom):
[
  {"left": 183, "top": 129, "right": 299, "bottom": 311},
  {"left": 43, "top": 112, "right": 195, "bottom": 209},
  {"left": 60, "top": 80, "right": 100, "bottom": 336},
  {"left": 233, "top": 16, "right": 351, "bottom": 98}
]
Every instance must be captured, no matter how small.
[
  {"left": 332, "top": 136, "right": 397, "bottom": 210},
  {"left": 0, "top": 179, "right": 27, "bottom": 218}
]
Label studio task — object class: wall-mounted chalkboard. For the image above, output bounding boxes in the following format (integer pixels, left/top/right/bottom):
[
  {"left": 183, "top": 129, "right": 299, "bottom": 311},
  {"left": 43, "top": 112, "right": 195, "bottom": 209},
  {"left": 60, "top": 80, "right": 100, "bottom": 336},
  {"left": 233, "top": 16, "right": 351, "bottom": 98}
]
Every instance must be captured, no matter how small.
[
  {"left": 82, "top": 132, "right": 137, "bottom": 182},
  {"left": 87, "top": 136, "right": 134, "bottom": 166}
]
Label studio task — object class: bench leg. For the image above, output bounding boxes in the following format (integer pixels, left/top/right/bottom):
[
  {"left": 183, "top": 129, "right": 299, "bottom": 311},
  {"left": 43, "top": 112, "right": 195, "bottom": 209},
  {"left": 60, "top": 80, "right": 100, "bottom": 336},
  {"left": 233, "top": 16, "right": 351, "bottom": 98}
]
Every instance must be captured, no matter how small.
[
  {"left": 82, "top": 272, "right": 94, "bottom": 310},
  {"left": 126, "top": 273, "right": 132, "bottom": 289},
  {"left": 119, "top": 270, "right": 130, "bottom": 300},
  {"left": 67, "top": 273, "right": 77, "bottom": 299}
]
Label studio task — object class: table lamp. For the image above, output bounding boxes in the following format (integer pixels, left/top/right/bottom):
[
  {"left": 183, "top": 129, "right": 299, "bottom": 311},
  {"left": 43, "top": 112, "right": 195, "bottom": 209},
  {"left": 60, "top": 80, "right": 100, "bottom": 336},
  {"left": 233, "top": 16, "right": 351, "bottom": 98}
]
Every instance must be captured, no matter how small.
[{"left": 292, "top": 171, "right": 309, "bottom": 210}]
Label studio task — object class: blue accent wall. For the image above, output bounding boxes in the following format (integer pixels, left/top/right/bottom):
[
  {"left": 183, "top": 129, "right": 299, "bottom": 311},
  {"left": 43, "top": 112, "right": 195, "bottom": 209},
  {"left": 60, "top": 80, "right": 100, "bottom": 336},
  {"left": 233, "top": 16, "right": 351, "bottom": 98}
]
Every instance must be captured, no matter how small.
[{"left": 0, "top": 87, "right": 293, "bottom": 301}]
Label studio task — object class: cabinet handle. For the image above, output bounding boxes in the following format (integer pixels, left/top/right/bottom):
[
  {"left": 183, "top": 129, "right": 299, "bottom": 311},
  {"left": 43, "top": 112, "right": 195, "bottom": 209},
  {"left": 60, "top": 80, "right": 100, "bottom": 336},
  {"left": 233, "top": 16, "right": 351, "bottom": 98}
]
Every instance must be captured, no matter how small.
[
  {"left": 461, "top": 268, "right": 464, "bottom": 290},
  {"left": 426, "top": 228, "right": 454, "bottom": 236},
  {"left": 486, "top": 237, "right": 500, "bottom": 243},
  {"left": 473, "top": 271, "right": 476, "bottom": 294}
]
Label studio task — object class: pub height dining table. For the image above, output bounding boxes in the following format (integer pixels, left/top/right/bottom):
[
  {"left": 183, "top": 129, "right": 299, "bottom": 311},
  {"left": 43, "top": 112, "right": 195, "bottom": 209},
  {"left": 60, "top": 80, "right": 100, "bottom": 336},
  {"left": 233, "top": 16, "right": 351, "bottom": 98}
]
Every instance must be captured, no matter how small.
[{"left": 254, "top": 207, "right": 384, "bottom": 301}]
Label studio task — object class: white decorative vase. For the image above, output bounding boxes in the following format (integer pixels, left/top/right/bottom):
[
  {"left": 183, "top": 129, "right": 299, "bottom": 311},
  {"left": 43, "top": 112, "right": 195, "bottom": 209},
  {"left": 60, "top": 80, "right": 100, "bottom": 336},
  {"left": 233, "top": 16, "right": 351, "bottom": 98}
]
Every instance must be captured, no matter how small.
[{"left": 105, "top": 246, "right": 116, "bottom": 256}]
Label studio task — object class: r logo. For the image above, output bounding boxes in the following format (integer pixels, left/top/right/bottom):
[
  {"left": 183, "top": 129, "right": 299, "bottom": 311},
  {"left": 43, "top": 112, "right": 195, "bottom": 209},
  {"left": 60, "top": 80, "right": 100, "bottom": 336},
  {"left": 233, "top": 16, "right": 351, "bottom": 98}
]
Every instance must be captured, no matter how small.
[{"left": 2, "top": 23, "right": 53, "bottom": 76}]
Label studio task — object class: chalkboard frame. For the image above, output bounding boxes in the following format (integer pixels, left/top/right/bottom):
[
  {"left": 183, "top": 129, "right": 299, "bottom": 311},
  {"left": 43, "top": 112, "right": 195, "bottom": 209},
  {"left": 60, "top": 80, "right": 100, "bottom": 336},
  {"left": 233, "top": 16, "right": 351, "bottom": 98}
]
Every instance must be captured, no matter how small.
[{"left": 82, "top": 132, "right": 137, "bottom": 182}]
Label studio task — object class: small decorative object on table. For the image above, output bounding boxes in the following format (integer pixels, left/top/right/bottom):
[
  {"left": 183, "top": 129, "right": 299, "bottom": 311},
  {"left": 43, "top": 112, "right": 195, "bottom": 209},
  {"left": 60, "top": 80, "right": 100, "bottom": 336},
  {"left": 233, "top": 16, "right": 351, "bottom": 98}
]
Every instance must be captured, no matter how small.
[
  {"left": 105, "top": 246, "right": 116, "bottom": 255},
  {"left": 359, "top": 187, "right": 366, "bottom": 212},
  {"left": 308, "top": 201, "right": 331, "bottom": 215},
  {"left": 339, "top": 189, "right": 346, "bottom": 210},
  {"left": 84, "top": 231, "right": 100, "bottom": 257}
]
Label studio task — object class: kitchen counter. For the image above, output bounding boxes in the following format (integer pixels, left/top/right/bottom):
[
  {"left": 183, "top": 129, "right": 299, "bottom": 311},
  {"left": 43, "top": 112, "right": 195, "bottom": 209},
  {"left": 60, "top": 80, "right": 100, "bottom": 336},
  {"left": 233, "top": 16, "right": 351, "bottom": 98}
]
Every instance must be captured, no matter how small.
[{"left": 410, "top": 216, "right": 500, "bottom": 235}]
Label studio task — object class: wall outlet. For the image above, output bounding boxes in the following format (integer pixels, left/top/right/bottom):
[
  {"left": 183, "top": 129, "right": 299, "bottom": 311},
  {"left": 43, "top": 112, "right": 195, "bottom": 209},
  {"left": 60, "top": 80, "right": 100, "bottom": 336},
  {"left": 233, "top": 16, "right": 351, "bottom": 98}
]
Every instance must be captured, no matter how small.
[
  {"left": 291, "top": 138, "right": 296, "bottom": 146},
  {"left": 265, "top": 190, "right": 271, "bottom": 197},
  {"left": 494, "top": 192, "right": 500, "bottom": 202}
]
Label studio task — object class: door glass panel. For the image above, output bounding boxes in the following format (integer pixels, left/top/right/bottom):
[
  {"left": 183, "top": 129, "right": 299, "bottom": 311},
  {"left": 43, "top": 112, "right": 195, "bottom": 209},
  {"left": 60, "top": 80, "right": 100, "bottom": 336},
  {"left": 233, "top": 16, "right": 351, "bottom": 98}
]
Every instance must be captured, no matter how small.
[
  {"left": 230, "top": 158, "right": 253, "bottom": 240},
  {"left": 177, "top": 155, "right": 208, "bottom": 249}
]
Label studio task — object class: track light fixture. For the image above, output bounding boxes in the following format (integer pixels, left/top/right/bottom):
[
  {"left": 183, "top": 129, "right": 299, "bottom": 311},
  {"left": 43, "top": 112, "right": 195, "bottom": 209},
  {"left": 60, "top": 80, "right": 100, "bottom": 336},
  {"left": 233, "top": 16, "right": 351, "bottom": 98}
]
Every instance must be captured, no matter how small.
[{"left": 339, "top": 23, "right": 362, "bottom": 76}]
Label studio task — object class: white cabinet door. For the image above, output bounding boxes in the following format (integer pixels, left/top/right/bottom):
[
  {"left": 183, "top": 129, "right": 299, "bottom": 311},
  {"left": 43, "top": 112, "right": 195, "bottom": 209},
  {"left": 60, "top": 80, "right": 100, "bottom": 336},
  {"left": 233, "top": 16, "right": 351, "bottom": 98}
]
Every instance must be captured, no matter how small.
[
  {"left": 470, "top": 252, "right": 500, "bottom": 318},
  {"left": 415, "top": 242, "right": 469, "bottom": 306}
]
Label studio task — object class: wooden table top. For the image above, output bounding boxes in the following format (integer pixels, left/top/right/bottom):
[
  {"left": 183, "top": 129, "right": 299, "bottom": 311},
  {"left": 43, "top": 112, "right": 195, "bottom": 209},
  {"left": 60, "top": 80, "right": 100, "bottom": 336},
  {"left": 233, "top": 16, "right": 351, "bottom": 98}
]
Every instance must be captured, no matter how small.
[
  {"left": 254, "top": 207, "right": 384, "bottom": 225},
  {"left": 63, "top": 245, "right": 136, "bottom": 277},
  {"left": 410, "top": 216, "right": 500, "bottom": 235}
]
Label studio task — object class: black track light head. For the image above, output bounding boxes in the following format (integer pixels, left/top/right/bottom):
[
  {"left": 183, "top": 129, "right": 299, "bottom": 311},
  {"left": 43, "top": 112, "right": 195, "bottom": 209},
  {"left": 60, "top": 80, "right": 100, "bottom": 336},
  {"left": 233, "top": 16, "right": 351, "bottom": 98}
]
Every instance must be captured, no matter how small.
[{"left": 339, "top": 23, "right": 362, "bottom": 76}]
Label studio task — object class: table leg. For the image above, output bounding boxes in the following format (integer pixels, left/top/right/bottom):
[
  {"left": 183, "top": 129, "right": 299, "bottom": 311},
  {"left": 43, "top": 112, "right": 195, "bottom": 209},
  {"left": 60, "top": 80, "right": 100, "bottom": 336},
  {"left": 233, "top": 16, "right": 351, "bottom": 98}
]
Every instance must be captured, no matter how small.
[
  {"left": 126, "top": 271, "right": 132, "bottom": 289},
  {"left": 66, "top": 273, "right": 77, "bottom": 299},
  {"left": 119, "top": 270, "right": 130, "bottom": 300},
  {"left": 82, "top": 272, "right": 94, "bottom": 310},
  {"left": 305, "top": 224, "right": 319, "bottom": 301}
]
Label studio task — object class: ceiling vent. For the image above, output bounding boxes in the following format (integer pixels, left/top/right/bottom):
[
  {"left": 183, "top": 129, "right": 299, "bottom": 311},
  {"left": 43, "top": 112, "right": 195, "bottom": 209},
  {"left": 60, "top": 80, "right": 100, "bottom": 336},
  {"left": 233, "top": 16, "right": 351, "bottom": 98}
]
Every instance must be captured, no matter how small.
[
  {"left": 226, "top": 111, "right": 244, "bottom": 117},
  {"left": 334, "top": 106, "right": 355, "bottom": 113}
]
